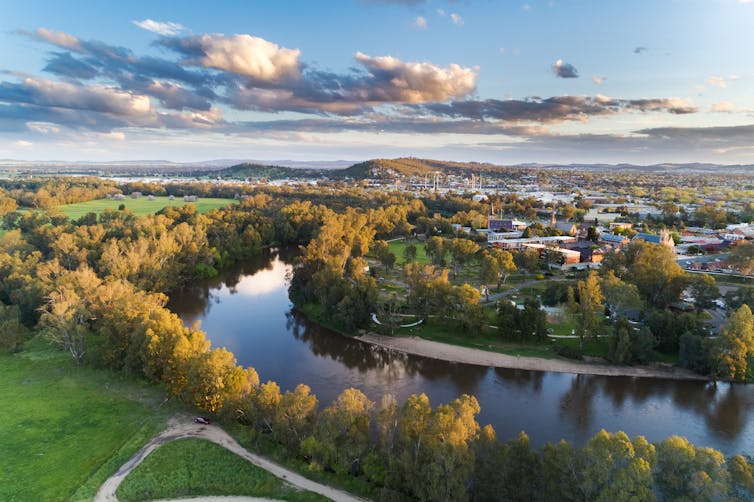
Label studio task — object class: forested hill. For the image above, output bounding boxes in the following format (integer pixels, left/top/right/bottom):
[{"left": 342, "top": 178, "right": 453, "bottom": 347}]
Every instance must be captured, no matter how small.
[
  {"left": 197, "top": 162, "right": 328, "bottom": 180},
  {"left": 340, "top": 157, "right": 507, "bottom": 179}
]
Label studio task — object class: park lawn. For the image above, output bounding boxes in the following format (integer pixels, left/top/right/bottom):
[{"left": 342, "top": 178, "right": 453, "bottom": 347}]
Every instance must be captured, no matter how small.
[
  {"left": 406, "top": 318, "right": 558, "bottom": 359},
  {"left": 387, "top": 239, "right": 431, "bottom": 265},
  {"left": 117, "top": 438, "right": 325, "bottom": 502},
  {"left": 59, "top": 196, "right": 236, "bottom": 219},
  {"left": 0, "top": 337, "right": 177, "bottom": 502}
]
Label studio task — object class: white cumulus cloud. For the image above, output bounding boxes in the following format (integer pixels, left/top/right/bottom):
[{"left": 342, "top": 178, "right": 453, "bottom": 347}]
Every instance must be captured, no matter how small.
[
  {"left": 450, "top": 13, "right": 464, "bottom": 25},
  {"left": 414, "top": 16, "right": 428, "bottom": 29},
  {"left": 354, "top": 52, "right": 476, "bottom": 103},
  {"left": 187, "top": 34, "right": 301, "bottom": 82}
]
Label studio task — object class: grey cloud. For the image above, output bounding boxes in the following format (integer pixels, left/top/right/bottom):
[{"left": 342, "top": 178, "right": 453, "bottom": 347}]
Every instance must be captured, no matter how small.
[
  {"left": 552, "top": 59, "right": 579, "bottom": 78},
  {"left": 633, "top": 46, "right": 648, "bottom": 54},
  {"left": 417, "top": 95, "right": 697, "bottom": 123},
  {"left": 43, "top": 52, "right": 99, "bottom": 80}
]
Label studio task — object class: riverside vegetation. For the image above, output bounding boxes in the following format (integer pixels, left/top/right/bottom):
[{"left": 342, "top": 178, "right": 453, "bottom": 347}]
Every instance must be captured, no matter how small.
[{"left": 0, "top": 178, "right": 752, "bottom": 500}]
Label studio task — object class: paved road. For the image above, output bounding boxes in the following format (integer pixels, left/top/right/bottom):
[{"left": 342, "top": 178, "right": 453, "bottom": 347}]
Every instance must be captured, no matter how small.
[{"left": 94, "top": 414, "right": 363, "bottom": 502}]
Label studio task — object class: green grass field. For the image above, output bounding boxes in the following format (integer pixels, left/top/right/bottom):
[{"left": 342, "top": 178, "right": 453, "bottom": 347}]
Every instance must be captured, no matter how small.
[
  {"left": 117, "top": 438, "right": 325, "bottom": 502},
  {"left": 0, "top": 337, "right": 178, "bottom": 502},
  {"left": 387, "top": 239, "right": 431, "bottom": 265},
  {"left": 58, "top": 196, "right": 236, "bottom": 219}
]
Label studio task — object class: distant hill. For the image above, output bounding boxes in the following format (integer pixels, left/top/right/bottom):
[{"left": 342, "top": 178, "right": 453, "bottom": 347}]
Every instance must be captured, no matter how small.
[
  {"left": 205, "top": 162, "right": 328, "bottom": 180},
  {"left": 340, "top": 158, "right": 508, "bottom": 180}
]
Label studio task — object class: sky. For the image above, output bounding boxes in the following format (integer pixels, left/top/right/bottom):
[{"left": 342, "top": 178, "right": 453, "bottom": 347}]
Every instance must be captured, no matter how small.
[{"left": 1, "top": 0, "right": 754, "bottom": 164}]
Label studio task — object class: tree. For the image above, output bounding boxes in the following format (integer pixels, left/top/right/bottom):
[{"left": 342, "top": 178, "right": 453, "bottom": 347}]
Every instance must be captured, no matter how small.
[
  {"left": 656, "top": 435, "right": 730, "bottom": 501},
  {"left": 0, "top": 304, "right": 26, "bottom": 353},
  {"left": 600, "top": 271, "right": 643, "bottom": 319},
  {"left": 402, "top": 243, "right": 417, "bottom": 264},
  {"left": 424, "top": 236, "right": 447, "bottom": 267},
  {"left": 568, "top": 271, "right": 605, "bottom": 350},
  {"left": 625, "top": 241, "right": 685, "bottom": 308},
  {"left": 304, "top": 388, "right": 374, "bottom": 474},
  {"left": 578, "top": 430, "right": 656, "bottom": 501},
  {"left": 608, "top": 317, "right": 633, "bottom": 364},
  {"left": 479, "top": 248, "right": 516, "bottom": 290},
  {"left": 274, "top": 384, "right": 318, "bottom": 450},
  {"left": 514, "top": 247, "right": 540, "bottom": 274},
  {"left": 710, "top": 305, "right": 754, "bottom": 382},
  {"left": 448, "top": 238, "right": 479, "bottom": 278},
  {"left": 687, "top": 273, "right": 720, "bottom": 313},
  {"left": 519, "top": 298, "right": 547, "bottom": 340},
  {"left": 728, "top": 242, "right": 754, "bottom": 276}
]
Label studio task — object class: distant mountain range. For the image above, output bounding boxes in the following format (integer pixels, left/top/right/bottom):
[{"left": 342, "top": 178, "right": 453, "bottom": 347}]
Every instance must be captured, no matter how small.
[{"left": 1, "top": 157, "right": 752, "bottom": 178}]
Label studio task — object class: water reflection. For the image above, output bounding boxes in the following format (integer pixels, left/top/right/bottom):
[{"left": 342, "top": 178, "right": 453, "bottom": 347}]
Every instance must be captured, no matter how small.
[{"left": 167, "top": 249, "right": 754, "bottom": 455}]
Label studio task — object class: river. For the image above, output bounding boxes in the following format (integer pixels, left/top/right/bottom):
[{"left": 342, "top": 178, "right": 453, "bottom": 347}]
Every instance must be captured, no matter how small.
[{"left": 168, "top": 248, "right": 754, "bottom": 455}]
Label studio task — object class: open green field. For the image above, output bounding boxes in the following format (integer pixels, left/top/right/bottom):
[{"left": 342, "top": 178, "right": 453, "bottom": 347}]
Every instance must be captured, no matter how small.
[
  {"left": 0, "top": 338, "right": 178, "bottom": 502},
  {"left": 118, "top": 438, "right": 325, "bottom": 502},
  {"left": 59, "top": 196, "right": 236, "bottom": 219},
  {"left": 387, "top": 239, "right": 431, "bottom": 265}
]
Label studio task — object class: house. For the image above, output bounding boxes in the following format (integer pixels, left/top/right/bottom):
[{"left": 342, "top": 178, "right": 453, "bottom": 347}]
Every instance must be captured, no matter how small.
[
  {"left": 599, "top": 233, "right": 630, "bottom": 247},
  {"left": 554, "top": 222, "right": 578, "bottom": 236},
  {"left": 183, "top": 195, "right": 198, "bottom": 202},
  {"left": 632, "top": 229, "right": 675, "bottom": 250},
  {"left": 488, "top": 216, "right": 528, "bottom": 232}
]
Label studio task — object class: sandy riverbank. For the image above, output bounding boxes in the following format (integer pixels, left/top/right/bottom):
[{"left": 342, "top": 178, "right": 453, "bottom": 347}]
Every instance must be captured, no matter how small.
[{"left": 356, "top": 333, "right": 708, "bottom": 381}]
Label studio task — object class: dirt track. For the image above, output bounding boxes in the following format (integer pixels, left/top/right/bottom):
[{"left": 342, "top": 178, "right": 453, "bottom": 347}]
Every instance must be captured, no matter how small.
[{"left": 93, "top": 415, "right": 363, "bottom": 502}]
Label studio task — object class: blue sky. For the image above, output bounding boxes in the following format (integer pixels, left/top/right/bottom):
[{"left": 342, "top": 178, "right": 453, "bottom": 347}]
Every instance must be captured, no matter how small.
[{"left": 1, "top": 0, "right": 753, "bottom": 164}]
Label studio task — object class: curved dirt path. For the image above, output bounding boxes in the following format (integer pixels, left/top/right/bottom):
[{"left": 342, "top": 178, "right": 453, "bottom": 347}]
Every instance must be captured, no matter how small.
[
  {"left": 94, "top": 415, "right": 363, "bottom": 502},
  {"left": 357, "top": 333, "right": 707, "bottom": 380}
]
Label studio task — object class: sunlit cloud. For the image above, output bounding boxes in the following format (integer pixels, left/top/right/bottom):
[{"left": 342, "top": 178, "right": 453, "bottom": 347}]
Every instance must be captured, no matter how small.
[
  {"left": 132, "top": 19, "right": 185, "bottom": 36},
  {"left": 413, "top": 16, "right": 428, "bottom": 28},
  {"left": 450, "top": 13, "right": 463, "bottom": 25},
  {"left": 707, "top": 76, "right": 727, "bottom": 88},
  {"left": 592, "top": 75, "right": 606, "bottom": 85}
]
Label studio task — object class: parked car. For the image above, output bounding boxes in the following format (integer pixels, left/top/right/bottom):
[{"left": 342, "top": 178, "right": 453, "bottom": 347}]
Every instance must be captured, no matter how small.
[{"left": 194, "top": 417, "right": 211, "bottom": 425}]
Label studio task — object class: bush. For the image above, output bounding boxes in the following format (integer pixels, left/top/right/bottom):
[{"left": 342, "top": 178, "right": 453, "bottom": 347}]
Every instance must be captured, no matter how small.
[{"left": 554, "top": 345, "right": 583, "bottom": 360}]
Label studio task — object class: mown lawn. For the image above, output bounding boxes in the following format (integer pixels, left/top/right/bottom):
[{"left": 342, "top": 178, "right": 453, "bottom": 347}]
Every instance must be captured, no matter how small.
[
  {"left": 117, "top": 438, "right": 326, "bottom": 502},
  {"left": 0, "top": 337, "right": 177, "bottom": 502},
  {"left": 59, "top": 196, "right": 236, "bottom": 219},
  {"left": 387, "top": 239, "right": 431, "bottom": 265}
]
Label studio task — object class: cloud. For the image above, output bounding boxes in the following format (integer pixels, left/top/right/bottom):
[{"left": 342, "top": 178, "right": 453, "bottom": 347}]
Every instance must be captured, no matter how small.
[
  {"left": 706, "top": 76, "right": 727, "bottom": 88},
  {"left": 353, "top": 52, "right": 476, "bottom": 103},
  {"left": 43, "top": 52, "right": 99, "bottom": 80},
  {"left": 14, "top": 140, "right": 32, "bottom": 147},
  {"left": 0, "top": 76, "right": 152, "bottom": 116},
  {"left": 450, "top": 13, "right": 463, "bottom": 25},
  {"left": 133, "top": 19, "right": 185, "bottom": 36},
  {"left": 710, "top": 101, "right": 734, "bottom": 112},
  {"left": 30, "top": 28, "right": 82, "bottom": 51},
  {"left": 26, "top": 121, "right": 60, "bottom": 134},
  {"left": 633, "top": 46, "right": 648, "bottom": 54},
  {"left": 418, "top": 95, "right": 697, "bottom": 123},
  {"left": 163, "top": 34, "right": 302, "bottom": 82},
  {"left": 592, "top": 75, "right": 606, "bottom": 85},
  {"left": 552, "top": 59, "right": 579, "bottom": 78},
  {"left": 414, "top": 16, "right": 428, "bottom": 28}
]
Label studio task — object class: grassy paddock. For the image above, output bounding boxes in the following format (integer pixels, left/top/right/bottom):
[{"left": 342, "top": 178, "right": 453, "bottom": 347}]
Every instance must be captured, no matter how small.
[
  {"left": 0, "top": 337, "right": 177, "bottom": 502},
  {"left": 59, "top": 196, "right": 236, "bottom": 219},
  {"left": 387, "top": 239, "right": 431, "bottom": 265},
  {"left": 117, "top": 438, "right": 325, "bottom": 502}
]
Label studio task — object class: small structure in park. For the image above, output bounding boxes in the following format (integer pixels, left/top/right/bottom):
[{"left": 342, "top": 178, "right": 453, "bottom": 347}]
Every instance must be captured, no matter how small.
[
  {"left": 130, "top": 192, "right": 142, "bottom": 199},
  {"left": 183, "top": 195, "right": 198, "bottom": 202}
]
